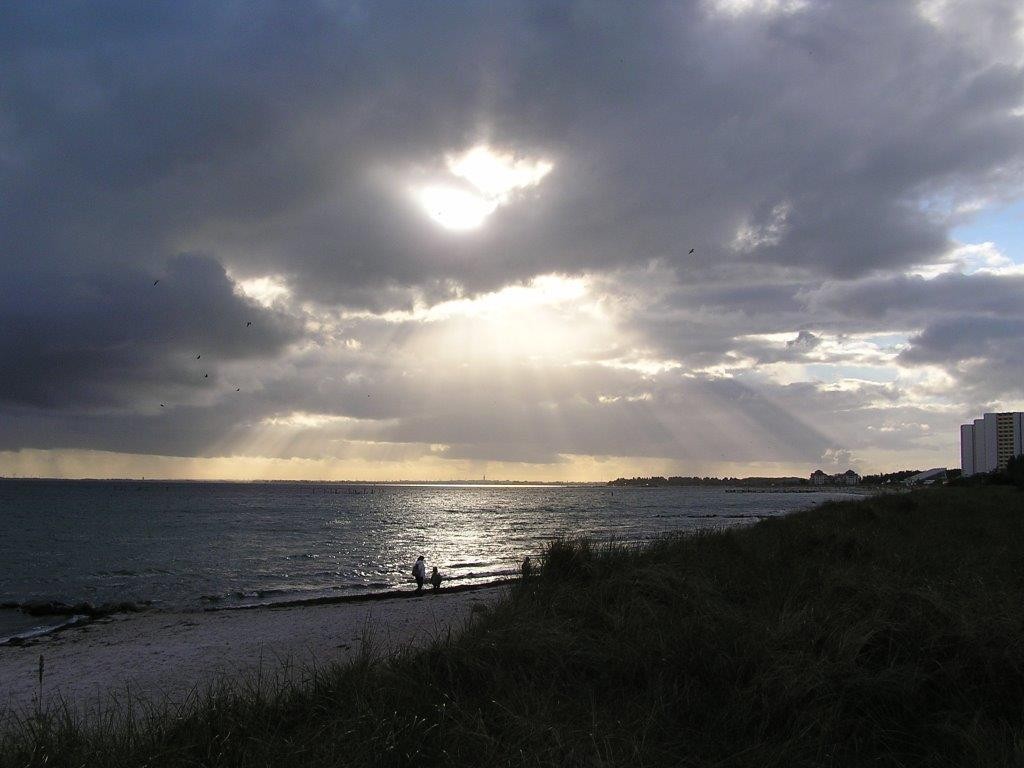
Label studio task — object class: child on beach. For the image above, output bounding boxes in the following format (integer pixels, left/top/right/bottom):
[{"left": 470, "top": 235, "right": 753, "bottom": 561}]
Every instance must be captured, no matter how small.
[
  {"left": 412, "top": 556, "right": 426, "bottom": 593},
  {"left": 430, "top": 566, "right": 442, "bottom": 590}
]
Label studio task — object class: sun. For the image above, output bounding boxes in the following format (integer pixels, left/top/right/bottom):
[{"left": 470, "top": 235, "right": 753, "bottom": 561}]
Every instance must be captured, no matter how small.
[
  {"left": 414, "top": 185, "right": 498, "bottom": 230},
  {"left": 412, "top": 145, "right": 553, "bottom": 231}
]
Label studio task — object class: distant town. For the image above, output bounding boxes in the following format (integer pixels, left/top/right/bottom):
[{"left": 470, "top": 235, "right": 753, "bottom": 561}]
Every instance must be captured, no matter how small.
[
  {"left": 8, "top": 413, "right": 1023, "bottom": 488},
  {"left": 612, "top": 411, "right": 1024, "bottom": 491},
  {"left": 608, "top": 468, "right": 950, "bottom": 488}
]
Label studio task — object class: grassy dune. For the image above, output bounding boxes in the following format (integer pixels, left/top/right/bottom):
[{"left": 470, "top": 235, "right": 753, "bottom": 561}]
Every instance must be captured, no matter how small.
[{"left": 4, "top": 486, "right": 1024, "bottom": 767}]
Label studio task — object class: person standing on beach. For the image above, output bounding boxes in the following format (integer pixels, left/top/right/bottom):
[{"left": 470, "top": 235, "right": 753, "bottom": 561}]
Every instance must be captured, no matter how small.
[
  {"left": 412, "top": 556, "right": 426, "bottom": 593},
  {"left": 430, "top": 566, "right": 442, "bottom": 591},
  {"left": 521, "top": 556, "right": 532, "bottom": 579}
]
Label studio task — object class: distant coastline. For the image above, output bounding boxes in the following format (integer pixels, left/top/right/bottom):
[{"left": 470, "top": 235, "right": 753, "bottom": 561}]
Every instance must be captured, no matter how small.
[
  {"left": 608, "top": 469, "right": 928, "bottom": 488},
  {"left": 723, "top": 486, "right": 884, "bottom": 495}
]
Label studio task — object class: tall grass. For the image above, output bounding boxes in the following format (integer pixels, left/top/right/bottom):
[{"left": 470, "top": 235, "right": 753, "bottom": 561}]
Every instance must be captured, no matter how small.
[{"left": 4, "top": 486, "right": 1024, "bottom": 766}]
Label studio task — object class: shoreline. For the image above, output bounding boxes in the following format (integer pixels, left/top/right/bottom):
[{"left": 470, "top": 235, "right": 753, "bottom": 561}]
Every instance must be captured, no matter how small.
[
  {"left": 723, "top": 486, "right": 886, "bottom": 494},
  {"left": 0, "top": 583, "right": 506, "bottom": 717},
  {"left": 0, "top": 578, "right": 514, "bottom": 647},
  {"left": 209, "top": 577, "right": 515, "bottom": 612}
]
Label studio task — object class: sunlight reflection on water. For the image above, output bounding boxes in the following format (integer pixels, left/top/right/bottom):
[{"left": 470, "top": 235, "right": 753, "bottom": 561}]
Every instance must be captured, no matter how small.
[{"left": 0, "top": 481, "right": 857, "bottom": 610}]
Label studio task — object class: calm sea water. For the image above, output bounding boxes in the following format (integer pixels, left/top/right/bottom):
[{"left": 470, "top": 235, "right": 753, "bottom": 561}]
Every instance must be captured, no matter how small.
[{"left": 0, "top": 480, "right": 857, "bottom": 638}]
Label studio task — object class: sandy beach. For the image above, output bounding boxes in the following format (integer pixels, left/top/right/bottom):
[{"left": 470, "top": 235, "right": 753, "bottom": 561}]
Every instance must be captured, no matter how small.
[{"left": 0, "top": 586, "right": 504, "bottom": 718}]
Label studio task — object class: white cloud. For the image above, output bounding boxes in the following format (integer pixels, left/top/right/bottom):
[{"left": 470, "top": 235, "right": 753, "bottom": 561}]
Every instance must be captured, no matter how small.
[
  {"left": 916, "top": 0, "right": 1024, "bottom": 65},
  {"left": 819, "top": 447, "right": 856, "bottom": 469},
  {"left": 708, "top": 0, "right": 808, "bottom": 17},
  {"left": 595, "top": 357, "right": 683, "bottom": 376},
  {"left": 412, "top": 145, "right": 553, "bottom": 231},
  {"left": 447, "top": 145, "right": 553, "bottom": 200},
  {"left": 339, "top": 273, "right": 589, "bottom": 324},
  {"left": 916, "top": 0, "right": 951, "bottom": 27},
  {"left": 907, "top": 241, "right": 1024, "bottom": 279},
  {"left": 732, "top": 202, "right": 792, "bottom": 253},
  {"left": 260, "top": 411, "right": 356, "bottom": 428},
  {"left": 235, "top": 275, "right": 291, "bottom": 307}
]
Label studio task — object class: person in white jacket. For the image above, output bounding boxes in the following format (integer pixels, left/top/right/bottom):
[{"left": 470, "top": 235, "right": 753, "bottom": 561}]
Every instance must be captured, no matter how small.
[{"left": 412, "top": 555, "right": 426, "bottom": 593}]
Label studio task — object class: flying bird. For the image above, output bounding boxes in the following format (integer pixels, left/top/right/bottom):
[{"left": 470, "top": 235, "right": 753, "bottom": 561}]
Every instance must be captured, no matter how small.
[
  {"left": 153, "top": 279, "right": 160, "bottom": 286},
  {"left": 236, "top": 388, "right": 240, "bottom": 392},
  {"left": 688, "top": 248, "right": 695, "bottom": 254},
  {"left": 196, "top": 354, "right": 201, "bottom": 359},
  {"left": 160, "top": 403, "right": 165, "bottom": 407},
  {"left": 204, "top": 373, "right": 209, "bottom": 378},
  {"left": 246, "top": 321, "right": 252, "bottom": 327}
]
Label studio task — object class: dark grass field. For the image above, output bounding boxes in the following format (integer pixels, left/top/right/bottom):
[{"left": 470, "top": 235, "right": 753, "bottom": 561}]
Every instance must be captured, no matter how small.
[{"left": 4, "top": 486, "right": 1024, "bottom": 767}]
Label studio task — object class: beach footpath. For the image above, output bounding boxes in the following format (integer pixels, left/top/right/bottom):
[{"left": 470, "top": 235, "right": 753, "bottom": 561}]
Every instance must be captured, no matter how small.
[{"left": 0, "top": 585, "right": 502, "bottom": 716}]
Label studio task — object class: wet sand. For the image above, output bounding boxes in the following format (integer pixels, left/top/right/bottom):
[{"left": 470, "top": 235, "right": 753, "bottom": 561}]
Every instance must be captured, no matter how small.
[{"left": 0, "top": 585, "right": 504, "bottom": 717}]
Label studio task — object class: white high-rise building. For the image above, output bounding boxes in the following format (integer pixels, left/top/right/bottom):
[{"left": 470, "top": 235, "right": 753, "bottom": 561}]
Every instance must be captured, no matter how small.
[{"left": 960, "top": 412, "right": 1024, "bottom": 476}]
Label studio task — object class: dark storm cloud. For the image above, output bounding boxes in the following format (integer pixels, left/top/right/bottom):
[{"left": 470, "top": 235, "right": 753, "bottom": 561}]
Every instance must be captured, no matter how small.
[
  {"left": 808, "top": 272, "right": 1024, "bottom": 403},
  {"left": 2, "top": 0, "right": 1024, "bottom": 465},
  {"left": 900, "top": 316, "right": 1024, "bottom": 403},
  {"left": 901, "top": 316, "right": 1024, "bottom": 366},
  {"left": 622, "top": 264, "right": 1024, "bottom": 374},
  {"left": 5, "top": 1, "right": 1022, "bottom": 294},
  {"left": 0, "top": 254, "right": 300, "bottom": 409},
  {"left": 809, "top": 273, "right": 1024, "bottom": 323}
]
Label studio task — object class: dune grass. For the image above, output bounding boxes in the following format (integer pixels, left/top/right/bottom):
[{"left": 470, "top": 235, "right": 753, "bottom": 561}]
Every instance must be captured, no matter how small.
[{"left": 4, "top": 486, "right": 1024, "bottom": 766}]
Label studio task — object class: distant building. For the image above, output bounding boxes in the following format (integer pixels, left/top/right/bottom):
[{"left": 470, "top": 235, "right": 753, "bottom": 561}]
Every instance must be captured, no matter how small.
[
  {"left": 960, "top": 412, "right": 1024, "bottom": 476},
  {"left": 837, "top": 469, "right": 861, "bottom": 486},
  {"left": 903, "top": 468, "right": 947, "bottom": 486},
  {"left": 809, "top": 469, "right": 859, "bottom": 486}
]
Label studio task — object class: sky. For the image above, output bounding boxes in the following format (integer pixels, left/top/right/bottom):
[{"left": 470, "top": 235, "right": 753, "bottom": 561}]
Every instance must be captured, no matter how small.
[{"left": 2, "top": 0, "right": 1023, "bottom": 481}]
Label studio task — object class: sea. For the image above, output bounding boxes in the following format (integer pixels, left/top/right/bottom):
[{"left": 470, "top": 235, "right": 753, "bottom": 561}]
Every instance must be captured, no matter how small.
[{"left": 0, "top": 479, "right": 859, "bottom": 642}]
